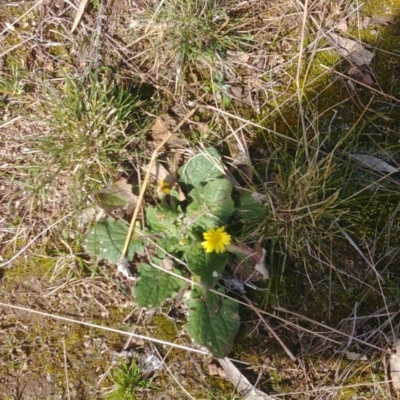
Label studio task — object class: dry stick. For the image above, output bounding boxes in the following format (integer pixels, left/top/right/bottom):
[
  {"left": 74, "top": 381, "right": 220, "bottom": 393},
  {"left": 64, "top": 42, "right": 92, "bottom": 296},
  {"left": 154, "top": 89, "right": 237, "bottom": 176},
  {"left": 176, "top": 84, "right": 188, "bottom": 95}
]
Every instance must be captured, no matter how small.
[
  {"left": 296, "top": 0, "right": 310, "bottom": 161},
  {"left": 62, "top": 338, "right": 71, "bottom": 400},
  {"left": 119, "top": 133, "right": 172, "bottom": 264},
  {"left": 0, "top": 302, "right": 207, "bottom": 355}
]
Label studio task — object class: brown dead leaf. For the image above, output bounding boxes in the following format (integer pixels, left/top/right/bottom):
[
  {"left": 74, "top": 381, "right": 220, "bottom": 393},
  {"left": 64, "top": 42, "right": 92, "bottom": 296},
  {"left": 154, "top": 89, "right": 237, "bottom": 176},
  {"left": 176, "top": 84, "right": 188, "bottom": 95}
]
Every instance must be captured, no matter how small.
[
  {"left": 360, "top": 16, "right": 371, "bottom": 29},
  {"left": 229, "top": 85, "right": 244, "bottom": 99},
  {"left": 150, "top": 115, "right": 187, "bottom": 149},
  {"left": 336, "top": 19, "right": 348, "bottom": 32},
  {"left": 371, "top": 15, "right": 393, "bottom": 26},
  {"left": 325, "top": 32, "right": 374, "bottom": 66},
  {"left": 346, "top": 66, "right": 375, "bottom": 87},
  {"left": 350, "top": 154, "right": 398, "bottom": 174},
  {"left": 207, "top": 362, "right": 227, "bottom": 378},
  {"left": 359, "top": 72, "right": 375, "bottom": 87},
  {"left": 95, "top": 177, "right": 138, "bottom": 218},
  {"left": 345, "top": 351, "right": 368, "bottom": 361},
  {"left": 227, "top": 243, "right": 269, "bottom": 283},
  {"left": 71, "top": 0, "right": 89, "bottom": 33},
  {"left": 226, "top": 50, "right": 250, "bottom": 64},
  {"left": 145, "top": 161, "right": 186, "bottom": 201},
  {"left": 347, "top": 66, "right": 359, "bottom": 76}
]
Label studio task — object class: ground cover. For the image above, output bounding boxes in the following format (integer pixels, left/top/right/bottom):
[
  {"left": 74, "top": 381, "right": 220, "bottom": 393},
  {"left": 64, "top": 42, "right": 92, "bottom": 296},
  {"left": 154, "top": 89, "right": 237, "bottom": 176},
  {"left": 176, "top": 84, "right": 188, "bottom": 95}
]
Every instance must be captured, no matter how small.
[{"left": 2, "top": 0, "right": 400, "bottom": 399}]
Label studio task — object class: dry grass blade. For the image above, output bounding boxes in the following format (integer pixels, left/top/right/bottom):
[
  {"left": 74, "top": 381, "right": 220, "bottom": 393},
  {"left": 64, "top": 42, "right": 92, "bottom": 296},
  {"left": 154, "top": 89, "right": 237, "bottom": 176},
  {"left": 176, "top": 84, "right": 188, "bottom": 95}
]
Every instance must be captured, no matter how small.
[{"left": 71, "top": 0, "right": 89, "bottom": 33}]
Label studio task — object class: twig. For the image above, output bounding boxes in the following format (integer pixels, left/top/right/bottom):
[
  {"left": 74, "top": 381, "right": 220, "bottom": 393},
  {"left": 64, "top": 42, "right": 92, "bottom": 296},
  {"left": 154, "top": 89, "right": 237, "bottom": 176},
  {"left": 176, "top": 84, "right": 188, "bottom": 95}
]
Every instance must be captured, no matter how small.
[
  {"left": 0, "top": 302, "right": 207, "bottom": 354},
  {"left": 119, "top": 134, "right": 172, "bottom": 263},
  {"left": 62, "top": 338, "right": 71, "bottom": 400}
]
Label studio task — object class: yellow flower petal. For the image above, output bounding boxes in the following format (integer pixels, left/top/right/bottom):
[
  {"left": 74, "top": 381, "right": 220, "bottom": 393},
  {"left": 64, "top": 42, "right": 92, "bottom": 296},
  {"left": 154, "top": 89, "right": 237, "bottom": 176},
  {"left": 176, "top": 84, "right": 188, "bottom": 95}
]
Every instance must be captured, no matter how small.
[
  {"left": 201, "top": 226, "right": 231, "bottom": 254},
  {"left": 159, "top": 180, "right": 171, "bottom": 194}
]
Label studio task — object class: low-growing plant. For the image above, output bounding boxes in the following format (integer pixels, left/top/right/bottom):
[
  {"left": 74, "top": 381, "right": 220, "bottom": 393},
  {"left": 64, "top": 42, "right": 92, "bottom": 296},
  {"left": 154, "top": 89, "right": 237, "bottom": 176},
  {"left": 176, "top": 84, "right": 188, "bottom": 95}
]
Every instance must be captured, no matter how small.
[
  {"left": 38, "top": 70, "right": 149, "bottom": 184},
  {"left": 127, "top": 0, "right": 253, "bottom": 94},
  {"left": 84, "top": 147, "right": 267, "bottom": 357},
  {"left": 106, "top": 358, "right": 158, "bottom": 400}
]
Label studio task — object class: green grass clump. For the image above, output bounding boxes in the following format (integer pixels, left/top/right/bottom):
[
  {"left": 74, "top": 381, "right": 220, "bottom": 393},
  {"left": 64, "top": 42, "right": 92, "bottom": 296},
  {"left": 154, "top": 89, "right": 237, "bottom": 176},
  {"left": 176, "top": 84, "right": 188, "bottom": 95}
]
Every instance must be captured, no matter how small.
[
  {"left": 240, "top": 131, "right": 363, "bottom": 270},
  {"left": 127, "top": 0, "right": 253, "bottom": 93},
  {"left": 106, "top": 359, "right": 158, "bottom": 400},
  {"left": 39, "top": 70, "right": 148, "bottom": 178}
]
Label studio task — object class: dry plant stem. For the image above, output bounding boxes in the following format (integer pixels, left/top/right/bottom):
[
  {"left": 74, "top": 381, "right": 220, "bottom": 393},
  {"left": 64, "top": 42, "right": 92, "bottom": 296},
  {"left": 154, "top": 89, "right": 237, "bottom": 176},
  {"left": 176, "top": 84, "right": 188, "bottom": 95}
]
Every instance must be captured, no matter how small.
[
  {"left": 296, "top": 0, "right": 309, "bottom": 161},
  {"left": 119, "top": 133, "right": 172, "bottom": 263},
  {"left": 0, "top": 302, "right": 208, "bottom": 355},
  {"left": 62, "top": 338, "right": 71, "bottom": 400},
  {"left": 70, "top": 0, "right": 89, "bottom": 33},
  {"left": 244, "top": 295, "right": 297, "bottom": 362}
]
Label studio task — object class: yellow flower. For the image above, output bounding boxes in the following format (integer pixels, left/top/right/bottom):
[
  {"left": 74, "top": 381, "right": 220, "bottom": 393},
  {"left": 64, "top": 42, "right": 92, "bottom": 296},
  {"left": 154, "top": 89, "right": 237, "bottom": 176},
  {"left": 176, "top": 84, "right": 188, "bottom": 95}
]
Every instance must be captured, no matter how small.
[
  {"left": 201, "top": 226, "right": 231, "bottom": 254},
  {"left": 158, "top": 180, "right": 171, "bottom": 194}
]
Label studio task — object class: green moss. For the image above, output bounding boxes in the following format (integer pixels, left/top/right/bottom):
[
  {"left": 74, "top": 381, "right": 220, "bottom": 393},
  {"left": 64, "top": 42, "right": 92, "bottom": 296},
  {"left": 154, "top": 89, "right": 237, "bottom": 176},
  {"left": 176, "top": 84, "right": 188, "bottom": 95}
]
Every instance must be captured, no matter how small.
[
  {"left": 151, "top": 314, "right": 178, "bottom": 342},
  {"left": 361, "top": 0, "right": 400, "bottom": 15}
]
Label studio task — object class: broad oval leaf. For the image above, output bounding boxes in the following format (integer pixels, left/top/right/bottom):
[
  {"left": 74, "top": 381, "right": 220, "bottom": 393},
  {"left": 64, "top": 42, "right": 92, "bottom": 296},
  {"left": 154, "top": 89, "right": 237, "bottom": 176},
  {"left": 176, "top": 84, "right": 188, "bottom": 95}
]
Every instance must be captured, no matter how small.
[
  {"left": 134, "top": 262, "right": 185, "bottom": 308},
  {"left": 179, "top": 147, "right": 224, "bottom": 187},
  {"left": 202, "top": 179, "right": 234, "bottom": 223},
  {"left": 186, "top": 178, "right": 234, "bottom": 229},
  {"left": 185, "top": 289, "right": 240, "bottom": 358},
  {"left": 186, "top": 243, "right": 228, "bottom": 288},
  {"left": 83, "top": 218, "right": 144, "bottom": 263},
  {"left": 146, "top": 204, "right": 180, "bottom": 235}
]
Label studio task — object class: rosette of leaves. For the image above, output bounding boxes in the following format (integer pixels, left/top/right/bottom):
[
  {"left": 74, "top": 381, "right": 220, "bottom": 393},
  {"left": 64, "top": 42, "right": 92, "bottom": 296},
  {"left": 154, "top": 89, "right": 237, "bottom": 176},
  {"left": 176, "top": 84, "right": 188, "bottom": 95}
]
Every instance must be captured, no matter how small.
[{"left": 84, "top": 148, "right": 242, "bottom": 357}]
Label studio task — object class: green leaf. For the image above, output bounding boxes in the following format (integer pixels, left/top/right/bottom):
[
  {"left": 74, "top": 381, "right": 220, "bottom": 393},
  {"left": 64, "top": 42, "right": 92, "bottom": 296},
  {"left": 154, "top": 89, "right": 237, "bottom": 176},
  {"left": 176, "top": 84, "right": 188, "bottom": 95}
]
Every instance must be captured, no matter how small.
[
  {"left": 179, "top": 147, "right": 224, "bottom": 187},
  {"left": 134, "top": 262, "right": 185, "bottom": 308},
  {"left": 186, "top": 243, "right": 228, "bottom": 288},
  {"left": 185, "top": 200, "right": 219, "bottom": 230},
  {"left": 203, "top": 179, "right": 234, "bottom": 222},
  {"left": 146, "top": 204, "right": 180, "bottom": 235},
  {"left": 156, "top": 236, "right": 181, "bottom": 255},
  {"left": 185, "top": 289, "right": 240, "bottom": 358},
  {"left": 84, "top": 218, "right": 144, "bottom": 263},
  {"left": 235, "top": 191, "right": 268, "bottom": 224},
  {"left": 186, "top": 179, "right": 234, "bottom": 229}
]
